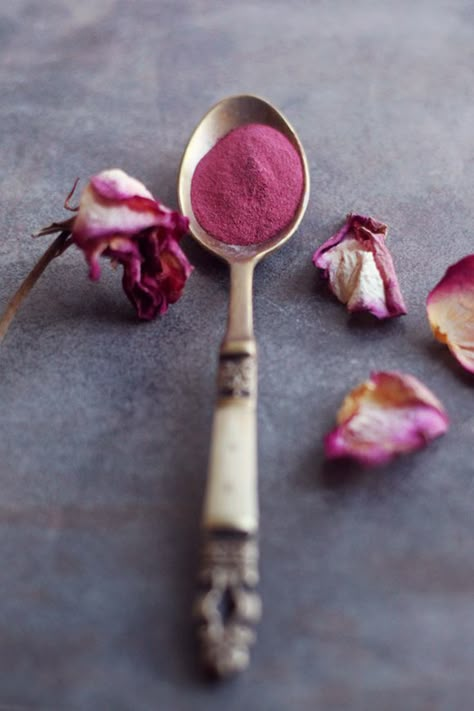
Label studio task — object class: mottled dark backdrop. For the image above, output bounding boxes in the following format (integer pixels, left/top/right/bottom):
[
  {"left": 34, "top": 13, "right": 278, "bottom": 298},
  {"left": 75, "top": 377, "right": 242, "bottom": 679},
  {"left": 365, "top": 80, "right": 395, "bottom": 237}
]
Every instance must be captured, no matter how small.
[{"left": 1, "top": 1, "right": 474, "bottom": 709}]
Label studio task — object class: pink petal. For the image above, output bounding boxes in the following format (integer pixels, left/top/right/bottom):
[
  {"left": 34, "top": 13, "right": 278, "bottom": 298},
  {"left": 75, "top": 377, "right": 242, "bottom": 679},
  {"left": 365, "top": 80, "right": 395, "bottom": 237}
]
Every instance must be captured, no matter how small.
[
  {"left": 313, "top": 214, "right": 406, "bottom": 319},
  {"left": 73, "top": 169, "right": 163, "bottom": 248},
  {"left": 90, "top": 169, "right": 155, "bottom": 202},
  {"left": 325, "top": 371, "right": 448, "bottom": 466},
  {"left": 427, "top": 255, "right": 474, "bottom": 373},
  {"left": 120, "top": 224, "right": 193, "bottom": 321}
]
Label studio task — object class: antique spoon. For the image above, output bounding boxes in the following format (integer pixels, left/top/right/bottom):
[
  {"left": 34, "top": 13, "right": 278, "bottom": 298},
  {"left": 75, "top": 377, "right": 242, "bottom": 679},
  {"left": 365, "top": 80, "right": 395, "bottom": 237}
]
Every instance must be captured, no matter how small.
[{"left": 177, "top": 95, "right": 309, "bottom": 677}]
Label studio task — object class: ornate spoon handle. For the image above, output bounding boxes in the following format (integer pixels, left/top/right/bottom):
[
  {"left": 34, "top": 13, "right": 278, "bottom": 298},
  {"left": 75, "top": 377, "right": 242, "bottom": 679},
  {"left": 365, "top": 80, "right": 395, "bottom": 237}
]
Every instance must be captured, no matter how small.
[
  {"left": 194, "top": 530, "right": 261, "bottom": 677},
  {"left": 194, "top": 262, "right": 261, "bottom": 677}
]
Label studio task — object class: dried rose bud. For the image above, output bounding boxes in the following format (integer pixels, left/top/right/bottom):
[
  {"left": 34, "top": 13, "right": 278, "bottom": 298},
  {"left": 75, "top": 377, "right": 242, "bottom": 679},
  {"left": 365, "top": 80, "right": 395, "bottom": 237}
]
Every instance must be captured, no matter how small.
[
  {"left": 0, "top": 170, "right": 191, "bottom": 345},
  {"left": 325, "top": 371, "right": 448, "bottom": 466},
  {"left": 72, "top": 169, "right": 192, "bottom": 319},
  {"left": 426, "top": 255, "right": 474, "bottom": 373},
  {"left": 38, "top": 169, "right": 192, "bottom": 321},
  {"left": 313, "top": 214, "right": 406, "bottom": 319}
]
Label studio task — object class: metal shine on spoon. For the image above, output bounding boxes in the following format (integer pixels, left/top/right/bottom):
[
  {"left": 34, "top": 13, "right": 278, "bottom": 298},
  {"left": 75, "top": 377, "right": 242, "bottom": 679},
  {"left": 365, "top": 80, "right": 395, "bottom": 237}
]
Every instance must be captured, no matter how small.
[{"left": 178, "top": 95, "right": 310, "bottom": 677}]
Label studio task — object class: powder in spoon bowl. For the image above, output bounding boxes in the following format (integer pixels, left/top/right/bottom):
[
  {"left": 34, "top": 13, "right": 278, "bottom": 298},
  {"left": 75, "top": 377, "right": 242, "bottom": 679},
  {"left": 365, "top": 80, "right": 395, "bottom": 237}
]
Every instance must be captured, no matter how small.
[{"left": 190, "top": 123, "right": 304, "bottom": 246}]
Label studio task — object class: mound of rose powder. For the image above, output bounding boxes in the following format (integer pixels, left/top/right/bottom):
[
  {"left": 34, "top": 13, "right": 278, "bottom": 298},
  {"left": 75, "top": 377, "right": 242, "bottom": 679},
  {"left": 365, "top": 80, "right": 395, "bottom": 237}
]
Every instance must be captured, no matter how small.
[{"left": 190, "top": 123, "right": 304, "bottom": 246}]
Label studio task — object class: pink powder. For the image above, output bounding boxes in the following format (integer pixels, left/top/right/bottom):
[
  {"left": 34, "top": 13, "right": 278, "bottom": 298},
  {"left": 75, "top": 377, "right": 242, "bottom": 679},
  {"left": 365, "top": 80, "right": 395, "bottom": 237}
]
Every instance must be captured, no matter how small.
[{"left": 190, "top": 123, "right": 304, "bottom": 246}]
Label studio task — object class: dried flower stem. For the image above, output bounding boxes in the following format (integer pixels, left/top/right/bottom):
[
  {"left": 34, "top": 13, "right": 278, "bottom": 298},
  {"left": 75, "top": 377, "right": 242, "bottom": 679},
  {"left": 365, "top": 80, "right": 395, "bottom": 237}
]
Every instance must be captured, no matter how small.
[{"left": 0, "top": 231, "right": 72, "bottom": 345}]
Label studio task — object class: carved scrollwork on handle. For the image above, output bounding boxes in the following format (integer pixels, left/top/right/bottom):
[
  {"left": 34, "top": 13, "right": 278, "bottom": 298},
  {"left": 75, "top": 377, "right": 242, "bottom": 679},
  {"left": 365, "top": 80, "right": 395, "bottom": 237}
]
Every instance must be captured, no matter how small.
[
  {"left": 194, "top": 533, "right": 261, "bottom": 677},
  {"left": 217, "top": 354, "right": 256, "bottom": 399}
]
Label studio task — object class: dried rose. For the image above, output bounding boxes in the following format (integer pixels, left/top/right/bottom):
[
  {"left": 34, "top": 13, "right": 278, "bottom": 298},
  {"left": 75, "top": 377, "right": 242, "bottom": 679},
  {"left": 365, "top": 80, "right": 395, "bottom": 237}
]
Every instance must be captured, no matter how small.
[
  {"left": 0, "top": 169, "right": 191, "bottom": 345},
  {"left": 38, "top": 168, "right": 192, "bottom": 320},
  {"left": 426, "top": 255, "right": 474, "bottom": 373},
  {"left": 325, "top": 371, "right": 448, "bottom": 466},
  {"left": 313, "top": 214, "right": 406, "bottom": 319}
]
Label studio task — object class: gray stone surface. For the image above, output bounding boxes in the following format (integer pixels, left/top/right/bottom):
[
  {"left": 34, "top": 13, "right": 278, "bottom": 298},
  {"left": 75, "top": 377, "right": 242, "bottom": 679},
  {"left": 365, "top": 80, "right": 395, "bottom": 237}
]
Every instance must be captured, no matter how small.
[{"left": 1, "top": 0, "right": 474, "bottom": 709}]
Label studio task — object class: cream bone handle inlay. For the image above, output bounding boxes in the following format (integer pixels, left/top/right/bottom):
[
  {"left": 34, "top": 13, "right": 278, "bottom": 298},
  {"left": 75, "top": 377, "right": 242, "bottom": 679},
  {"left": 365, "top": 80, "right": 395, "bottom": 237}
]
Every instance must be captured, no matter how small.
[{"left": 203, "top": 350, "right": 258, "bottom": 532}]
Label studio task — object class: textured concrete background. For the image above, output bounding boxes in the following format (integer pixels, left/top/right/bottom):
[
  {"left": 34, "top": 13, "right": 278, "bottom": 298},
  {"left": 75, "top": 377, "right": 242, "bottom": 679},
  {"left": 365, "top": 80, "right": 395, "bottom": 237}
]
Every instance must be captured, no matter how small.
[{"left": 1, "top": 1, "right": 474, "bottom": 709}]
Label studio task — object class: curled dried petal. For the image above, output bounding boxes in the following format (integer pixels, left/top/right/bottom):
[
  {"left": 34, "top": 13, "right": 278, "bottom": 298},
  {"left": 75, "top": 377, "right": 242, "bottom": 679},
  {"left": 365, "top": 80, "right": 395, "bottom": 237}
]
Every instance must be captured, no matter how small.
[
  {"left": 426, "top": 255, "right": 474, "bottom": 373},
  {"left": 325, "top": 371, "right": 448, "bottom": 466},
  {"left": 72, "top": 169, "right": 174, "bottom": 279},
  {"left": 121, "top": 222, "right": 193, "bottom": 320},
  {"left": 313, "top": 214, "right": 406, "bottom": 319}
]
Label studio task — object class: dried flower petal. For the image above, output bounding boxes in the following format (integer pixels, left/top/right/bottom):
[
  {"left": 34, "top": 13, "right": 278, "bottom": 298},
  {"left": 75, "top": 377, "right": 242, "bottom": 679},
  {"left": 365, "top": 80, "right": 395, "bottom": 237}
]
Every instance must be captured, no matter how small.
[
  {"left": 313, "top": 214, "right": 406, "bottom": 319},
  {"left": 121, "top": 222, "right": 193, "bottom": 320},
  {"left": 426, "top": 255, "right": 474, "bottom": 372},
  {"left": 325, "top": 371, "right": 448, "bottom": 466}
]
